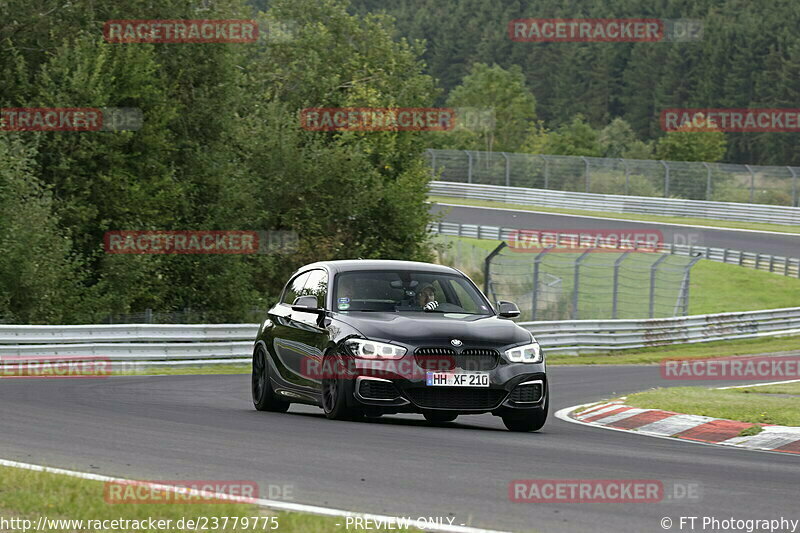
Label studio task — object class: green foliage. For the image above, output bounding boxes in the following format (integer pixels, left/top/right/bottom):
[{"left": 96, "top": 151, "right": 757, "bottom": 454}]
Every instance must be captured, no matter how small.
[
  {"left": 440, "top": 63, "right": 536, "bottom": 152},
  {"left": 655, "top": 119, "right": 728, "bottom": 162},
  {"left": 522, "top": 114, "right": 602, "bottom": 157},
  {"left": 0, "top": 0, "right": 437, "bottom": 323}
]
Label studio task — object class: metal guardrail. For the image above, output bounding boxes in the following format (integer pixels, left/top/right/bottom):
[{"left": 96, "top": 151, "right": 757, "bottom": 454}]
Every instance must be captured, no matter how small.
[
  {"left": 520, "top": 307, "right": 800, "bottom": 355},
  {"left": 0, "top": 307, "right": 799, "bottom": 362},
  {"left": 429, "top": 221, "right": 800, "bottom": 278},
  {"left": 430, "top": 181, "right": 800, "bottom": 226}
]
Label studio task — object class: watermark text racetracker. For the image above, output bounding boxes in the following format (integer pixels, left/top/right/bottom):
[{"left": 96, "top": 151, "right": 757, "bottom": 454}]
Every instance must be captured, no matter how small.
[
  {"left": 509, "top": 18, "right": 703, "bottom": 42},
  {"left": 661, "top": 356, "right": 800, "bottom": 380},
  {"left": 104, "top": 480, "right": 292, "bottom": 504}
]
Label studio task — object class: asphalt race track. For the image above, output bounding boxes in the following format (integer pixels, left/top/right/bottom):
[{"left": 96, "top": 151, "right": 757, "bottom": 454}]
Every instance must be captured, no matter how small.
[
  {"left": 2, "top": 367, "right": 798, "bottom": 533},
  {"left": 431, "top": 203, "right": 800, "bottom": 258}
]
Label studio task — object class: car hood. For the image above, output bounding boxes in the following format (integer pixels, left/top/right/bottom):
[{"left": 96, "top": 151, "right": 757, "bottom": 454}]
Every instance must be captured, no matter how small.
[{"left": 332, "top": 312, "right": 532, "bottom": 348}]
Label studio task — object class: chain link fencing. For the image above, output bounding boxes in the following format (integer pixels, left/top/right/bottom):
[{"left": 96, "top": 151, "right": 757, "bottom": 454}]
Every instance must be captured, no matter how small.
[
  {"left": 427, "top": 149, "right": 800, "bottom": 206},
  {"left": 485, "top": 242, "right": 700, "bottom": 321}
]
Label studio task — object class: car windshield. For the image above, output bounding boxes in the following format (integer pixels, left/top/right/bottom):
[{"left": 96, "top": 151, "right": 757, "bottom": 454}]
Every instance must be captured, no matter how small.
[{"left": 333, "top": 270, "right": 492, "bottom": 315}]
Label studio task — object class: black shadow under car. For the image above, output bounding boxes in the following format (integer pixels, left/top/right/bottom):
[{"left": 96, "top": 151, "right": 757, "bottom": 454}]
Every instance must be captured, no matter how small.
[{"left": 251, "top": 260, "right": 548, "bottom": 431}]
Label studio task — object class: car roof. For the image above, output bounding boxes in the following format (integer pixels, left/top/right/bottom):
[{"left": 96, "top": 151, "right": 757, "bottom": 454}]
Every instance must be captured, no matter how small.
[{"left": 297, "top": 259, "right": 462, "bottom": 276}]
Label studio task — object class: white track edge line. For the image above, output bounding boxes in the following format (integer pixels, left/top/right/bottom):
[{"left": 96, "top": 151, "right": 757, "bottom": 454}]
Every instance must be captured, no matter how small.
[
  {"left": 0, "top": 458, "right": 508, "bottom": 533},
  {"left": 434, "top": 202, "right": 800, "bottom": 237},
  {"left": 716, "top": 378, "right": 800, "bottom": 390},
  {"left": 554, "top": 404, "right": 799, "bottom": 458}
]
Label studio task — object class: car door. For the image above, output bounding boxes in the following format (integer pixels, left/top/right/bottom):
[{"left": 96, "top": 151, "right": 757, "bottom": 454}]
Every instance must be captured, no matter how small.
[
  {"left": 287, "top": 268, "right": 331, "bottom": 393},
  {"left": 269, "top": 269, "right": 330, "bottom": 391},
  {"left": 268, "top": 270, "right": 311, "bottom": 389}
]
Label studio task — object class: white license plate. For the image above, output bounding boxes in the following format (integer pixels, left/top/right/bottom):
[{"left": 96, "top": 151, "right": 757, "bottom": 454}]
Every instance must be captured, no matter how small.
[{"left": 425, "top": 372, "right": 490, "bottom": 387}]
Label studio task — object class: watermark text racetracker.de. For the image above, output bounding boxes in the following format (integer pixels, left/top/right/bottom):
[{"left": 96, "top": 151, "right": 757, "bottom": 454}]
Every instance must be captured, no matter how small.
[
  {"left": 661, "top": 356, "right": 800, "bottom": 380},
  {"left": 0, "top": 356, "right": 111, "bottom": 379},
  {"left": 104, "top": 230, "right": 298, "bottom": 255},
  {"left": 509, "top": 479, "right": 701, "bottom": 503},
  {"left": 660, "top": 516, "right": 799, "bottom": 532}
]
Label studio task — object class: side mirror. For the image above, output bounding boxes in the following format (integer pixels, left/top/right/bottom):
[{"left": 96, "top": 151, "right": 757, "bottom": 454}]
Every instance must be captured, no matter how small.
[
  {"left": 497, "top": 300, "right": 521, "bottom": 319},
  {"left": 292, "top": 295, "right": 324, "bottom": 314}
]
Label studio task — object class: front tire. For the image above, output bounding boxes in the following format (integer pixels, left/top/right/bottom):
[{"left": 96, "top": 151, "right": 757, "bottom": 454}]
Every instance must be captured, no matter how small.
[
  {"left": 321, "top": 354, "right": 362, "bottom": 421},
  {"left": 252, "top": 346, "right": 290, "bottom": 412}
]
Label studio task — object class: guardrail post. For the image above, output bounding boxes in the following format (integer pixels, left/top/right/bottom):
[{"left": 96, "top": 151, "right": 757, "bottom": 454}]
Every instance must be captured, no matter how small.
[
  {"left": 581, "top": 156, "right": 590, "bottom": 192},
  {"left": 722, "top": 248, "right": 728, "bottom": 263},
  {"left": 789, "top": 166, "right": 798, "bottom": 207},
  {"left": 660, "top": 160, "right": 669, "bottom": 197},
  {"left": 769, "top": 255, "right": 775, "bottom": 272},
  {"left": 745, "top": 164, "right": 755, "bottom": 203},
  {"left": 428, "top": 149, "right": 436, "bottom": 179},
  {"left": 612, "top": 251, "right": 631, "bottom": 319},
  {"left": 145, "top": 308, "right": 153, "bottom": 323},
  {"left": 464, "top": 150, "right": 473, "bottom": 184},
  {"left": 703, "top": 162, "right": 712, "bottom": 200},
  {"left": 649, "top": 255, "right": 669, "bottom": 318},
  {"left": 572, "top": 249, "right": 593, "bottom": 319},
  {"left": 502, "top": 152, "right": 510, "bottom": 187}
]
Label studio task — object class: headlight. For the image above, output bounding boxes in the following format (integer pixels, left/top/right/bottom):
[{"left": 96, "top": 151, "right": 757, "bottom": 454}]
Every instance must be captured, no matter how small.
[
  {"left": 505, "top": 341, "right": 542, "bottom": 363},
  {"left": 344, "top": 339, "right": 407, "bottom": 360}
]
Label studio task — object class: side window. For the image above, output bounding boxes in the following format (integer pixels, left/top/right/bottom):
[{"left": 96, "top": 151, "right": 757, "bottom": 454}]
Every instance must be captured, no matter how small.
[
  {"left": 281, "top": 271, "right": 311, "bottom": 304},
  {"left": 448, "top": 279, "right": 480, "bottom": 313},
  {"left": 301, "top": 269, "right": 328, "bottom": 309}
]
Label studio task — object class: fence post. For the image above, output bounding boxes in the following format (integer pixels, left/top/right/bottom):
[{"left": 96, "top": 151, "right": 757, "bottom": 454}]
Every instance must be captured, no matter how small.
[
  {"left": 428, "top": 149, "right": 436, "bottom": 179},
  {"left": 145, "top": 308, "right": 153, "bottom": 323},
  {"left": 649, "top": 255, "right": 669, "bottom": 318},
  {"left": 745, "top": 164, "right": 755, "bottom": 203},
  {"left": 612, "top": 251, "right": 631, "bottom": 319},
  {"left": 620, "top": 158, "right": 629, "bottom": 195},
  {"left": 572, "top": 249, "right": 593, "bottom": 319},
  {"left": 679, "top": 256, "right": 702, "bottom": 316},
  {"left": 789, "top": 166, "right": 798, "bottom": 207},
  {"left": 531, "top": 247, "right": 552, "bottom": 321},
  {"left": 464, "top": 150, "right": 473, "bottom": 184},
  {"left": 541, "top": 155, "right": 550, "bottom": 189},
  {"left": 483, "top": 242, "right": 508, "bottom": 299},
  {"left": 502, "top": 152, "right": 510, "bottom": 187},
  {"left": 660, "top": 160, "right": 670, "bottom": 197},
  {"left": 703, "top": 162, "right": 712, "bottom": 200},
  {"left": 581, "top": 156, "right": 590, "bottom": 192}
]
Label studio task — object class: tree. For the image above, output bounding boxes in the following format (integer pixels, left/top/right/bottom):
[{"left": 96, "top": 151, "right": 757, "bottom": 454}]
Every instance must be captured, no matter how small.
[
  {"left": 656, "top": 116, "right": 727, "bottom": 162},
  {"left": 598, "top": 118, "right": 653, "bottom": 159},
  {"left": 442, "top": 63, "right": 536, "bottom": 152},
  {"left": 522, "top": 114, "right": 602, "bottom": 157}
]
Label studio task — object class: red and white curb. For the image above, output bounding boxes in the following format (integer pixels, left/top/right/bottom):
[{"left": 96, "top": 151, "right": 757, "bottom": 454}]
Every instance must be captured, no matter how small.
[{"left": 555, "top": 400, "right": 800, "bottom": 455}]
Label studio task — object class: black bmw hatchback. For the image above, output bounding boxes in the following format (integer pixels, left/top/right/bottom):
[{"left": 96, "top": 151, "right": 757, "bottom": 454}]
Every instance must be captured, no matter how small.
[{"left": 251, "top": 260, "right": 548, "bottom": 431}]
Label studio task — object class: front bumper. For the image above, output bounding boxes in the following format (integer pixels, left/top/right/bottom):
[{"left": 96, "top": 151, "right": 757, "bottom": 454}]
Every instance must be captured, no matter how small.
[{"left": 343, "top": 355, "right": 547, "bottom": 414}]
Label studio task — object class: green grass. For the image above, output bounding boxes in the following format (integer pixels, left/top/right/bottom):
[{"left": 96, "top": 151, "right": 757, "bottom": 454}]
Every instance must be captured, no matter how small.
[
  {"left": 730, "top": 381, "right": 800, "bottom": 395},
  {"left": 430, "top": 196, "right": 800, "bottom": 235},
  {"left": 689, "top": 260, "right": 800, "bottom": 314},
  {"left": 0, "top": 466, "right": 403, "bottom": 532},
  {"left": 624, "top": 386, "right": 800, "bottom": 427},
  {"left": 547, "top": 334, "right": 800, "bottom": 365}
]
